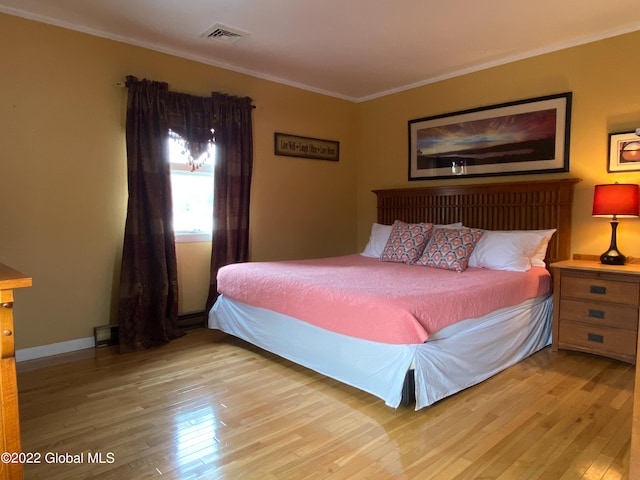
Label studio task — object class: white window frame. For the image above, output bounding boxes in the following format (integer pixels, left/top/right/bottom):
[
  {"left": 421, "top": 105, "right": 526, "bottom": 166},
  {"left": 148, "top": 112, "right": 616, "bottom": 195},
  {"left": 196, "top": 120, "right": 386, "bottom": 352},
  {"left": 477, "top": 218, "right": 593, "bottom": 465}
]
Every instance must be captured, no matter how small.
[{"left": 168, "top": 132, "right": 215, "bottom": 243}]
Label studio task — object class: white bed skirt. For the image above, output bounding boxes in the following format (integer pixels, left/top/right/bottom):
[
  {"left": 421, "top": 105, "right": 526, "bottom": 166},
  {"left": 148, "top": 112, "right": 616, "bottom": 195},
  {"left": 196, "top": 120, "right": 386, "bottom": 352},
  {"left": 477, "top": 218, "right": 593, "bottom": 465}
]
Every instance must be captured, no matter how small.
[{"left": 208, "top": 294, "right": 553, "bottom": 410}]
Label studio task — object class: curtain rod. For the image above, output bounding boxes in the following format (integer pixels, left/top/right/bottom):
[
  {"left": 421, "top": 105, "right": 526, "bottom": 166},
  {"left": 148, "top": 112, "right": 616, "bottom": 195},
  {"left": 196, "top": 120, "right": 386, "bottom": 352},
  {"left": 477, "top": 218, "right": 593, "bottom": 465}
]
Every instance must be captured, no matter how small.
[{"left": 115, "top": 81, "right": 256, "bottom": 108}]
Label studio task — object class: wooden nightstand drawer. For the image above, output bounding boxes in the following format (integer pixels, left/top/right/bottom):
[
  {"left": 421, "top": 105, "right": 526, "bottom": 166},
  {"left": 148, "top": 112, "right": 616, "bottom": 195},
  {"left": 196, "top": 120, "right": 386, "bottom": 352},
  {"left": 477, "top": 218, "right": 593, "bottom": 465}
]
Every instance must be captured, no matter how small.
[
  {"left": 551, "top": 260, "right": 640, "bottom": 365},
  {"left": 559, "top": 298, "right": 638, "bottom": 331},
  {"left": 561, "top": 275, "right": 639, "bottom": 306},
  {"left": 558, "top": 320, "right": 637, "bottom": 362}
]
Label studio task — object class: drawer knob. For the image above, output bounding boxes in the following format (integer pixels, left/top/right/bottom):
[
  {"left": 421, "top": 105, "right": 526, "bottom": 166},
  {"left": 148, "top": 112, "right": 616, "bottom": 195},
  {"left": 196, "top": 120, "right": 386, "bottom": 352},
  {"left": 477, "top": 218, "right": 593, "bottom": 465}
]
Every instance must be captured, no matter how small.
[
  {"left": 587, "top": 333, "right": 604, "bottom": 343},
  {"left": 588, "top": 309, "right": 605, "bottom": 319},
  {"left": 590, "top": 285, "right": 607, "bottom": 295},
  {"left": 1, "top": 302, "right": 12, "bottom": 309},
  {"left": 3, "top": 329, "right": 12, "bottom": 337}
]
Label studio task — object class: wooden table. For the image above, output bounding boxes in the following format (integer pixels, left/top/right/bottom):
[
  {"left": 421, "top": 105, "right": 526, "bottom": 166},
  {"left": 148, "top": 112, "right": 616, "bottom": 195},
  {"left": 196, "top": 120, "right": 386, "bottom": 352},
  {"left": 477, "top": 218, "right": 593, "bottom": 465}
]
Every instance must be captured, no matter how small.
[{"left": 0, "top": 264, "right": 31, "bottom": 480}]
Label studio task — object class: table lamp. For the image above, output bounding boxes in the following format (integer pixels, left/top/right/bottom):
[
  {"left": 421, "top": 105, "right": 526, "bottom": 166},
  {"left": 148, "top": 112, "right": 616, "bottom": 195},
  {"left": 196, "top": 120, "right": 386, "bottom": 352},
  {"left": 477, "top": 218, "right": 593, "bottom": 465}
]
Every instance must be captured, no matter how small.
[{"left": 592, "top": 183, "right": 639, "bottom": 265}]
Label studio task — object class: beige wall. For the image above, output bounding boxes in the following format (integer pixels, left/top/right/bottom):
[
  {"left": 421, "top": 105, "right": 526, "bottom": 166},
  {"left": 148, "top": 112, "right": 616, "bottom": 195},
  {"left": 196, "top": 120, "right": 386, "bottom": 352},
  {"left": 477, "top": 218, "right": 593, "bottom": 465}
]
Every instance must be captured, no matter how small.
[
  {"left": 357, "top": 31, "right": 640, "bottom": 262},
  {"left": 0, "top": 14, "right": 358, "bottom": 349},
  {"left": 3, "top": 12, "right": 640, "bottom": 351}
]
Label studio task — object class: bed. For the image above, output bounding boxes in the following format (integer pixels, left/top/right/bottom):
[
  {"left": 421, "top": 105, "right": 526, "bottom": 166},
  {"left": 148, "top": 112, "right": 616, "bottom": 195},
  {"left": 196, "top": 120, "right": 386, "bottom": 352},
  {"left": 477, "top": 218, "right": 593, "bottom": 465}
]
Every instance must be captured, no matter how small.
[{"left": 208, "top": 178, "right": 579, "bottom": 410}]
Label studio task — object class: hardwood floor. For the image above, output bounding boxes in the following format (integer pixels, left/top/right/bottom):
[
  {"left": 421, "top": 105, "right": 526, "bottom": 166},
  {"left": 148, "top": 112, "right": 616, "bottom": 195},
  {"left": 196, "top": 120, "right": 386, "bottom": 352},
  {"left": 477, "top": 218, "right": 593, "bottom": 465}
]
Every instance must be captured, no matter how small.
[{"left": 16, "top": 328, "right": 633, "bottom": 479}]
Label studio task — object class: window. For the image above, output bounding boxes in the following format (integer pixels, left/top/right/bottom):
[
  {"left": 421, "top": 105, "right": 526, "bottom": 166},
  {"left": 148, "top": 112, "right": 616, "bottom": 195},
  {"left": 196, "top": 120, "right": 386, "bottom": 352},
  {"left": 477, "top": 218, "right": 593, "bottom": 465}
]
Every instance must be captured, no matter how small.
[{"left": 168, "top": 130, "right": 215, "bottom": 242}]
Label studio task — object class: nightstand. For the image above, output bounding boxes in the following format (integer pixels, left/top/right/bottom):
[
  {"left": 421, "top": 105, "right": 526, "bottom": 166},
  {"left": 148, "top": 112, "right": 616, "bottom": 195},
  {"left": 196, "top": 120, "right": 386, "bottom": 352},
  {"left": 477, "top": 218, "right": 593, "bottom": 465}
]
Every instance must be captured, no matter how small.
[{"left": 550, "top": 259, "right": 640, "bottom": 364}]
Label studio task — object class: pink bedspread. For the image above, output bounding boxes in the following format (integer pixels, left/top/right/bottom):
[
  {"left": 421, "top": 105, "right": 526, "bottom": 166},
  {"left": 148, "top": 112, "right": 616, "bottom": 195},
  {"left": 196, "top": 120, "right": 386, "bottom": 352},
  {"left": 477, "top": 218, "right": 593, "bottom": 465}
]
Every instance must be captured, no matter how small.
[{"left": 216, "top": 254, "right": 551, "bottom": 344}]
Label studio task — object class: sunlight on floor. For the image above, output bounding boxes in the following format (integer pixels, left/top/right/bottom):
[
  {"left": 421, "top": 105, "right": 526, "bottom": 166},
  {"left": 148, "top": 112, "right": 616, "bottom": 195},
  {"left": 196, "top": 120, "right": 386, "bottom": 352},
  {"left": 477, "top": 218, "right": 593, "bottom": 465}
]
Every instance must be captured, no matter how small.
[{"left": 172, "top": 405, "right": 222, "bottom": 473}]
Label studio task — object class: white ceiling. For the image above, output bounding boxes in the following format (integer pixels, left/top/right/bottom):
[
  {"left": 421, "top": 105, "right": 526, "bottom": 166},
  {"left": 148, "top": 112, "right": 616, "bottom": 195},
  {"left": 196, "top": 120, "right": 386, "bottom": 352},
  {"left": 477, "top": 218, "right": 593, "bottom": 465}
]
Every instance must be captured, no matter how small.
[{"left": 2, "top": 0, "right": 640, "bottom": 102}]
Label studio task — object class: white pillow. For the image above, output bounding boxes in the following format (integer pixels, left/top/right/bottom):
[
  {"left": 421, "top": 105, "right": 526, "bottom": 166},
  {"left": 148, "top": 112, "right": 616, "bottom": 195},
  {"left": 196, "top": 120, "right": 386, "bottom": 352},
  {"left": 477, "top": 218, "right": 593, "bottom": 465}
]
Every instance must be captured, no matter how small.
[
  {"left": 528, "top": 229, "right": 557, "bottom": 267},
  {"left": 361, "top": 223, "right": 393, "bottom": 258},
  {"left": 361, "top": 222, "right": 463, "bottom": 258},
  {"left": 434, "top": 222, "right": 464, "bottom": 229},
  {"left": 468, "top": 230, "right": 553, "bottom": 272}
]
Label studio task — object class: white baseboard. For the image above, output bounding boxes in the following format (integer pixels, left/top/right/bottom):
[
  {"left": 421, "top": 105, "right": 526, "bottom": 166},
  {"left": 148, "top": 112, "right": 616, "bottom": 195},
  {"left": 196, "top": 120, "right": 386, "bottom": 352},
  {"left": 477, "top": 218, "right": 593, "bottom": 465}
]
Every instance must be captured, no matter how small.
[{"left": 16, "top": 336, "right": 95, "bottom": 362}]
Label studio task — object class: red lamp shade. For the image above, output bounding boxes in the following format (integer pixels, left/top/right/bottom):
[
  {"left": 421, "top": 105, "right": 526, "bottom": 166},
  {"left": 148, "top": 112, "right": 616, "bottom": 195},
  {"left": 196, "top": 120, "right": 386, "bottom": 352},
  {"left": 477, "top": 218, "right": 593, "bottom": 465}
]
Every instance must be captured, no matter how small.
[
  {"left": 592, "top": 183, "right": 639, "bottom": 265},
  {"left": 592, "top": 183, "right": 640, "bottom": 218}
]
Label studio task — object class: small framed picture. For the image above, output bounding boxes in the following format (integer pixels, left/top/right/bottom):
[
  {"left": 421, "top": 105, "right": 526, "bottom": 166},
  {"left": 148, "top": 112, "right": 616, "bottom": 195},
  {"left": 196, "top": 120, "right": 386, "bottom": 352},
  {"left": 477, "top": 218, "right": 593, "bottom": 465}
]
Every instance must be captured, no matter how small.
[
  {"left": 608, "top": 131, "right": 640, "bottom": 173},
  {"left": 274, "top": 132, "right": 339, "bottom": 162}
]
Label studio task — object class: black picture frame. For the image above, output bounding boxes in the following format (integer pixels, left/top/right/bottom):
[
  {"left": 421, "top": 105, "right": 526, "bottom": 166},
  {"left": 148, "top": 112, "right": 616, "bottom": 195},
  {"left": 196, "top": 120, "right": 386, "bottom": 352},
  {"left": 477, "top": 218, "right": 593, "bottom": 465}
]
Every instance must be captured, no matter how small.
[
  {"left": 274, "top": 132, "right": 340, "bottom": 161},
  {"left": 408, "top": 92, "right": 572, "bottom": 180},
  {"left": 608, "top": 131, "right": 640, "bottom": 173}
]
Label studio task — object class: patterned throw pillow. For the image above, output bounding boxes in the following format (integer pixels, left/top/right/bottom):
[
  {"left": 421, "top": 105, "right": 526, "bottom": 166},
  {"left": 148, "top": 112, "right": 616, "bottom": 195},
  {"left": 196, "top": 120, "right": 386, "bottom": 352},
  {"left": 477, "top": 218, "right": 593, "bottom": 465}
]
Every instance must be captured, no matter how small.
[
  {"left": 416, "top": 227, "right": 484, "bottom": 272},
  {"left": 380, "top": 221, "right": 434, "bottom": 264}
]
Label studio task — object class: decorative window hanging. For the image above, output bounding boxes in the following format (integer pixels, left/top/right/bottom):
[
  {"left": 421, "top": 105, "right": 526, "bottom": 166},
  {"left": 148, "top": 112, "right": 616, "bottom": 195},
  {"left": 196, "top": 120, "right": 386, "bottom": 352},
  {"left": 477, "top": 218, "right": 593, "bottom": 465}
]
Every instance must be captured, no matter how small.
[{"left": 168, "top": 128, "right": 215, "bottom": 172}]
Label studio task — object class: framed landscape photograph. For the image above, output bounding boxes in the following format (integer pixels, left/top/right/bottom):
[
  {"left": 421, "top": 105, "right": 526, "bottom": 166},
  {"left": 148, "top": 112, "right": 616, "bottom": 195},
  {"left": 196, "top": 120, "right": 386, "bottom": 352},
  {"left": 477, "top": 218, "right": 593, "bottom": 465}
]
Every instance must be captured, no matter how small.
[
  {"left": 408, "top": 92, "right": 572, "bottom": 180},
  {"left": 608, "top": 131, "right": 640, "bottom": 173}
]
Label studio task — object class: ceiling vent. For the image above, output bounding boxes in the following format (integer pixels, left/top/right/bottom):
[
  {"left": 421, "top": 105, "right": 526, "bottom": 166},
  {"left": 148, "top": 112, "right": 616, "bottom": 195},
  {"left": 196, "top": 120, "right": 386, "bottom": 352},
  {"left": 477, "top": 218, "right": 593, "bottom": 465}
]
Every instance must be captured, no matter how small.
[{"left": 203, "top": 23, "right": 249, "bottom": 45}]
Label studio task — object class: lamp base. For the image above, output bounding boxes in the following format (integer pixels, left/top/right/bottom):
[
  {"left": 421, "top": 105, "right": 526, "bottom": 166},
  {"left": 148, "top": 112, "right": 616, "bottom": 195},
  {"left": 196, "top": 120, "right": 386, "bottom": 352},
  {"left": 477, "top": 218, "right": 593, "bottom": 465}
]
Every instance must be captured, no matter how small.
[{"left": 600, "top": 249, "right": 626, "bottom": 265}]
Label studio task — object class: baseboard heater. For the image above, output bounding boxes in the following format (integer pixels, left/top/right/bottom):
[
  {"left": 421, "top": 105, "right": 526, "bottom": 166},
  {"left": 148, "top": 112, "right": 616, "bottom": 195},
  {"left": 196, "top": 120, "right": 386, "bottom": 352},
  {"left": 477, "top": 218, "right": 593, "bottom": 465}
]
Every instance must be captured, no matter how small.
[
  {"left": 177, "top": 311, "right": 207, "bottom": 329},
  {"left": 94, "top": 312, "right": 206, "bottom": 348},
  {"left": 94, "top": 325, "right": 119, "bottom": 347}
]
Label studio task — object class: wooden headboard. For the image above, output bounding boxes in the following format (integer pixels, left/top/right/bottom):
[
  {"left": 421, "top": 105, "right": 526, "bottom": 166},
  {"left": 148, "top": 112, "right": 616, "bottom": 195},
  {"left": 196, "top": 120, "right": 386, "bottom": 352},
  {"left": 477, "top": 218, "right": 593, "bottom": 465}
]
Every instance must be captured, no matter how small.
[{"left": 373, "top": 178, "right": 580, "bottom": 265}]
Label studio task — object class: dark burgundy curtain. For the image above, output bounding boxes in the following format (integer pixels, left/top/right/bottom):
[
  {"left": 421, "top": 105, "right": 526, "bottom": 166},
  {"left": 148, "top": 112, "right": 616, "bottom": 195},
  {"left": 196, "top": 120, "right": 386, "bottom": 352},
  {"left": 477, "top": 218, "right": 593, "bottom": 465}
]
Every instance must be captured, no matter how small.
[
  {"left": 205, "top": 93, "right": 254, "bottom": 313},
  {"left": 118, "top": 77, "right": 253, "bottom": 350},
  {"left": 117, "top": 76, "right": 184, "bottom": 352}
]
